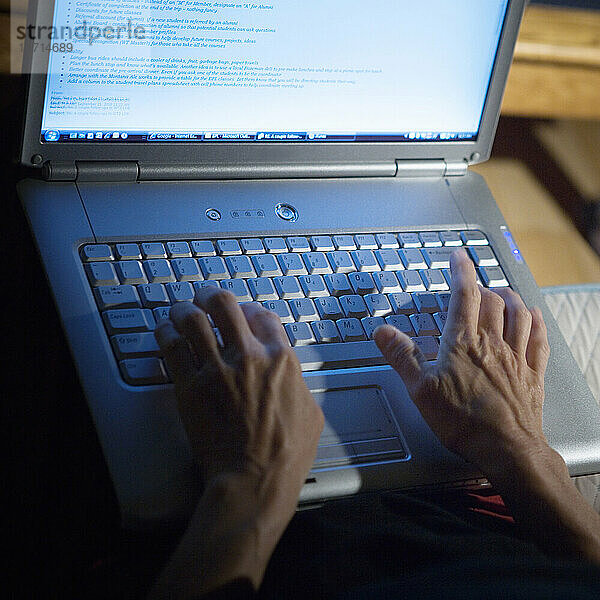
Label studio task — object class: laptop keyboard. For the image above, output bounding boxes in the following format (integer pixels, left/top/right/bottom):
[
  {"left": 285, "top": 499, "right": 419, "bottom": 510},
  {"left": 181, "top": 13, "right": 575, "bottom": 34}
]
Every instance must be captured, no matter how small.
[{"left": 81, "top": 230, "right": 509, "bottom": 386}]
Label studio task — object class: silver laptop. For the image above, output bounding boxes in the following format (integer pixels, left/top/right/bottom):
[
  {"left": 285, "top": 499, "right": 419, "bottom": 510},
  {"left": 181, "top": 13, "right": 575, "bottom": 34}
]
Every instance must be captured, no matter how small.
[{"left": 18, "top": 0, "right": 600, "bottom": 527}]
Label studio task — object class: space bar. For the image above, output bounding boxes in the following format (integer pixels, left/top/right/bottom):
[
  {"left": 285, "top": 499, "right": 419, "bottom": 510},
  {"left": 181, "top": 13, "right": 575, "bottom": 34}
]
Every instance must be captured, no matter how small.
[{"left": 293, "top": 341, "right": 387, "bottom": 372}]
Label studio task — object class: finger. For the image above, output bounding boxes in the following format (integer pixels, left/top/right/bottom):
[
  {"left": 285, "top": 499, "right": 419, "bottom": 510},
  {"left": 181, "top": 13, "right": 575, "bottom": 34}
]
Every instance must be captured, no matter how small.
[
  {"left": 374, "top": 325, "right": 426, "bottom": 395},
  {"left": 194, "top": 286, "right": 255, "bottom": 350},
  {"left": 526, "top": 306, "right": 550, "bottom": 374},
  {"left": 444, "top": 249, "right": 481, "bottom": 343},
  {"left": 240, "top": 303, "right": 289, "bottom": 349},
  {"left": 169, "top": 301, "right": 221, "bottom": 364},
  {"left": 154, "top": 319, "right": 197, "bottom": 382},
  {"left": 477, "top": 286, "right": 505, "bottom": 340},
  {"left": 494, "top": 288, "right": 532, "bottom": 356}
]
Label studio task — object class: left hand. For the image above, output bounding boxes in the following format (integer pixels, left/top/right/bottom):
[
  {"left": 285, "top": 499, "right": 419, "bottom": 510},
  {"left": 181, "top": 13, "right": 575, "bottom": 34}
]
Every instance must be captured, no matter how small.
[{"left": 155, "top": 287, "right": 324, "bottom": 504}]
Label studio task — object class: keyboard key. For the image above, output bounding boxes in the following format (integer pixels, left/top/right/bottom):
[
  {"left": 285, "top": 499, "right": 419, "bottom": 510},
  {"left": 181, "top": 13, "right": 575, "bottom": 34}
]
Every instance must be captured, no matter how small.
[
  {"left": 143, "top": 259, "right": 176, "bottom": 283},
  {"left": 439, "top": 231, "right": 463, "bottom": 246},
  {"left": 436, "top": 292, "right": 451, "bottom": 312},
  {"left": 198, "top": 256, "right": 230, "bottom": 280},
  {"left": 399, "top": 248, "right": 427, "bottom": 270},
  {"left": 216, "top": 239, "right": 242, "bottom": 255},
  {"left": 433, "top": 312, "right": 447, "bottom": 333},
  {"left": 312, "top": 320, "right": 341, "bottom": 343},
  {"left": 247, "top": 277, "right": 278, "bottom": 300},
  {"left": 172, "top": 258, "right": 203, "bottom": 281},
  {"left": 240, "top": 238, "right": 265, "bottom": 254},
  {"left": 314, "top": 296, "right": 344, "bottom": 321},
  {"left": 153, "top": 306, "right": 172, "bottom": 322},
  {"left": 324, "top": 273, "right": 353, "bottom": 297},
  {"left": 141, "top": 242, "right": 167, "bottom": 259},
  {"left": 397, "top": 270, "right": 426, "bottom": 292},
  {"left": 310, "top": 236, "right": 335, "bottom": 252},
  {"left": 422, "top": 247, "right": 454, "bottom": 269},
  {"left": 375, "top": 249, "right": 403, "bottom": 271},
  {"left": 389, "top": 292, "right": 417, "bottom": 315},
  {"left": 327, "top": 251, "right": 355, "bottom": 273},
  {"left": 372, "top": 271, "right": 402, "bottom": 294},
  {"left": 299, "top": 275, "right": 328, "bottom": 298},
  {"left": 419, "top": 232, "right": 442, "bottom": 247},
  {"left": 252, "top": 254, "right": 282, "bottom": 277},
  {"left": 114, "top": 243, "right": 141, "bottom": 260},
  {"left": 413, "top": 336, "right": 439, "bottom": 360},
  {"left": 293, "top": 341, "right": 387, "bottom": 371},
  {"left": 116, "top": 261, "right": 148, "bottom": 285},
  {"left": 111, "top": 332, "right": 161, "bottom": 359},
  {"left": 410, "top": 313, "right": 440, "bottom": 336},
  {"left": 361, "top": 316, "right": 385, "bottom": 339},
  {"left": 193, "top": 280, "right": 220, "bottom": 293},
  {"left": 337, "top": 318, "right": 367, "bottom": 342},
  {"left": 351, "top": 250, "right": 379, "bottom": 272},
  {"left": 287, "top": 236, "right": 311, "bottom": 252},
  {"left": 166, "top": 241, "right": 191, "bottom": 258},
  {"left": 285, "top": 322, "right": 315, "bottom": 346},
  {"left": 397, "top": 232, "right": 422, "bottom": 248},
  {"left": 461, "top": 230, "right": 488, "bottom": 245},
  {"left": 191, "top": 240, "right": 216, "bottom": 257},
  {"left": 333, "top": 235, "right": 356, "bottom": 250},
  {"left": 94, "top": 285, "right": 141, "bottom": 310},
  {"left": 340, "top": 295, "right": 368, "bottom": 319},
  {"left": 278, "top": 253, "right": 308, "bottom": 276},
  {"left": 262, "top": 299, "right": 294, "bottom": 323},
  {"left": 289, "top": 298, "right": 318, "bottom": 322},
  {"left": 273, "top": 275, "right": 303, "bottom": 299},
  {"left": 375, "top": 233, "right": 399, "bottom": 248},
  {"left": 385, "top": 314, "right": 415, "bottom": 336},
  {"left": 349, "top": 272, "right": 376, "bottom": 294},
  {"left": 226, "top": 255, "right": 256, "bottom": 278},
  {"left": 86, "top": 262, "right": 119, "bottom": 287},
  {"left": 264, "top": 237, "right": 288, "bottom": 253},
  {"left": 120, "top": 357, "right": 168, "bottom": 385},
  {"left": 304, "top": 252, "right": 333, "bottom": 275},
  {"left": 354, "top": 234, "right": 378, "bottom": 249},
  {"left": 479, "top": 266, "right": 509, "bottom": 287},
  {"left": 82, "top": 244, "right": 114, "bottom": 262},
  {"left": 413, "top": 292, "right": 439, "bottom": 314},
  {"left": 420, "top": 269, "right": 449, "bottom": 291},
  {"left": 138, "top": 283, "right": 170, "bottom": 308},
  {"left": 364, "top": 294, "right": 392, "bottom": 317},
  {"left": 103, "top": 308, "right": 156, "bottom": 334},
  {"left": 468, "top": 246, "right": 498, "bottom": 267},
  {"left": 220, "top": 279, "right": 253, "bottom": 302}
]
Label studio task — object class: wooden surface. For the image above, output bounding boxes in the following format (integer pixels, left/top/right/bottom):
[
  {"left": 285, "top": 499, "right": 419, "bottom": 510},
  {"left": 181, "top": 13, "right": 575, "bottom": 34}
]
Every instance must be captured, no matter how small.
[
  {"left": 473, "top": 158, "right": 600, "bottom": 286},
  {"left": 503, "top": 6, "right": 600, "bottom": 119}
]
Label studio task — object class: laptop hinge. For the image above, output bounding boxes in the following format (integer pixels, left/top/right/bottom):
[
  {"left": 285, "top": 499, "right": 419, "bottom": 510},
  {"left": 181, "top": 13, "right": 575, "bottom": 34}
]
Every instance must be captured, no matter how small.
[
  {"left": 395, "top": 159, "right": 468, "bottom": 178},
  {"left": 44, "top": 161, "right": 140, "bottom": 182}
]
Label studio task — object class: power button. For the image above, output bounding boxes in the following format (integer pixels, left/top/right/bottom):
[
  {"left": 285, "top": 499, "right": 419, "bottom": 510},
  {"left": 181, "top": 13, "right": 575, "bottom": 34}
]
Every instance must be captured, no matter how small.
[{"left": 275, "top": 203, "right": 298, "bottom": 222}]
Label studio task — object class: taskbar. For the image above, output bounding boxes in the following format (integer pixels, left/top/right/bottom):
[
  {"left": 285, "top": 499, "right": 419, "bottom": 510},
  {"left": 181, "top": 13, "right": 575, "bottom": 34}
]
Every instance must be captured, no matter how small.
[{"left": 40, "top": 130, "right": 478, "bottom": 143}]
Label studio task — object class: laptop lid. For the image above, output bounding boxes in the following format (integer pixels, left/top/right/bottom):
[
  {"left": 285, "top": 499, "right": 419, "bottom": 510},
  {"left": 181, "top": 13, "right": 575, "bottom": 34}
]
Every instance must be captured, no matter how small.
[{"left": 20, "top": 0, "right": 525, "bottom": 178}]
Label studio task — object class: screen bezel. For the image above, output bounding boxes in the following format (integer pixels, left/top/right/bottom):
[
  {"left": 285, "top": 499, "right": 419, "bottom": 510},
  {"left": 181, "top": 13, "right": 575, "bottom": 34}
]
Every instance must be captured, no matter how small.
[{"left": 20, "top": 0, "right": 525, "bottom": 172}]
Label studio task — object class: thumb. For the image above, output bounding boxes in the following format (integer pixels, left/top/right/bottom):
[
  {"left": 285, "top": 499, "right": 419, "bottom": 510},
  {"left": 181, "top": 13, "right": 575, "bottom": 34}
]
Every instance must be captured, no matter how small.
[{"left": 374, "top": 325, "right": 426, "bottom": 394}]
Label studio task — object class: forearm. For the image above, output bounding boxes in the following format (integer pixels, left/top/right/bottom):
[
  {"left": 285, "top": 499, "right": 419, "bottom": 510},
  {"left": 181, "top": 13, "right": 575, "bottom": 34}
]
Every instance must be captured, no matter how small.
[
  {"left": 485, "top": 441, "right": 600, "bottom": 565},
  {"left": 148, "top": 472, "right": 293, "bottom": 600}
]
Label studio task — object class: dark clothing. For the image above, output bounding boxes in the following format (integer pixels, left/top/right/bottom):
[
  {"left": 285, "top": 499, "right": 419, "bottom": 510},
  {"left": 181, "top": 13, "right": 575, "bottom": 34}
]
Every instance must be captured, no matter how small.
[{"left": 252, "top": 490, "right": 600, "bottom": 599}]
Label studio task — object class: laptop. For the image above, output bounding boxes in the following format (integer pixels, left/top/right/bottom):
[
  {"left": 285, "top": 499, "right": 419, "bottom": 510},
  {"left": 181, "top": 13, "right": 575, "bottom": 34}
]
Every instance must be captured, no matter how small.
[{"left": 18, "top": 0, "right": 600, "bottom": 527}]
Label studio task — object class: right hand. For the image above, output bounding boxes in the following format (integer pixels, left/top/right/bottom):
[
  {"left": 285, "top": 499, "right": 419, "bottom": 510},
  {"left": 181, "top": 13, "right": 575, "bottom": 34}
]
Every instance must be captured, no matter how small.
[{"left": 374, "top": 249, "right": 551, "bottom": 474}]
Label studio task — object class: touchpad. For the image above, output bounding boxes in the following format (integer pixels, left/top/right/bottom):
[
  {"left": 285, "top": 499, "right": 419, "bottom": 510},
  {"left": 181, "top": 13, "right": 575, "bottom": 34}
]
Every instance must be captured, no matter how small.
[{"left": 312, "top": 386, "right": 408, "bottom": 468}]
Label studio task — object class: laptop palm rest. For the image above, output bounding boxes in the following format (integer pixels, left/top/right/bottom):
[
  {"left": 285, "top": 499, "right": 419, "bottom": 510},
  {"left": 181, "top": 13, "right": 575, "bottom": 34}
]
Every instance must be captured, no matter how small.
[{"left": 312, "top": 386, "right": 409, "bottom": 469}]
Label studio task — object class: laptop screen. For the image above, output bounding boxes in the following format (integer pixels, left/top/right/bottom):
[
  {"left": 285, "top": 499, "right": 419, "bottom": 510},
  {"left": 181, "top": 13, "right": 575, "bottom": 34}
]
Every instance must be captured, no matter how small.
[{"left": 38, "top": 0, "right": 509, "bottom": 144}]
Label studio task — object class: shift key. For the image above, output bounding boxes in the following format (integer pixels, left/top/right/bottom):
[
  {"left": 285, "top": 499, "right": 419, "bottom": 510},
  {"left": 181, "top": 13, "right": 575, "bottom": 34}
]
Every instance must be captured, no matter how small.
[
  {"left": 103, "top": 308, "right": 156, "bottom": 334},
  {"left": 111, "top": 332, "right": 161, "bottom": 359}
]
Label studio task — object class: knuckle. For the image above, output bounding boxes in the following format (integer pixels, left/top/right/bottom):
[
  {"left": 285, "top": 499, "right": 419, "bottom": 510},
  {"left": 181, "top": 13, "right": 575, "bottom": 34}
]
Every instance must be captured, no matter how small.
[{"left": 515, "top": 305, "right": 532, "bottom": 323}]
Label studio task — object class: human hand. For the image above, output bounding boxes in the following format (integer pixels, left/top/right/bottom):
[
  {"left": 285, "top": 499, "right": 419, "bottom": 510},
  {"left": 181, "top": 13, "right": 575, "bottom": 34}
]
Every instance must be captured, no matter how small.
[
  {"left": 374, "top": 249, "right": 551, "bottom": 475},
  {"left": 155, "top": 287, "right": 323, "bottom": 503}
]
